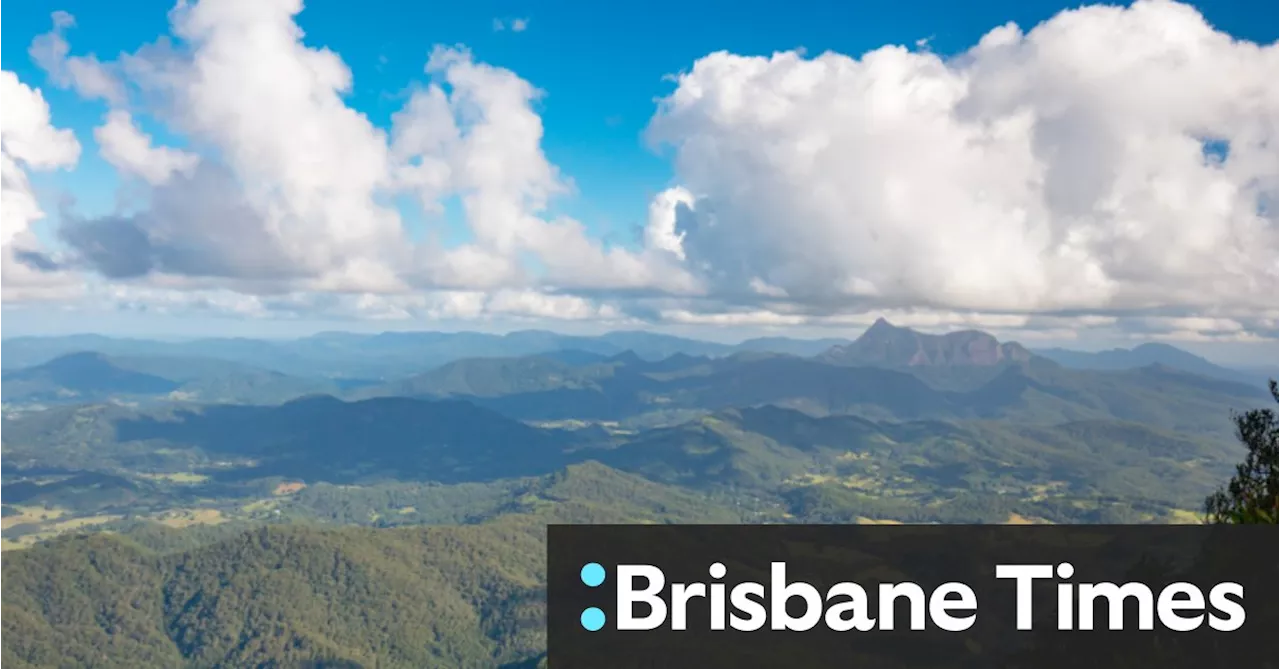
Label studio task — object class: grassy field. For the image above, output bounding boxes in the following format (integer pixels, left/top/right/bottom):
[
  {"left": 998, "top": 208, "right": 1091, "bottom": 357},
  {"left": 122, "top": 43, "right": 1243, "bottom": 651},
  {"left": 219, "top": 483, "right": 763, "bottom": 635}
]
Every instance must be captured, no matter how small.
[
  {"left": 153, "top": 508, "right": 228, "bottom": 528},
  {"left": 2, "top": 514, "right": 122, "bottom": 552},
  {"left": 1, "top": 505, "right": 67, "bottom": 530},
  {"left": 138, "top": 472, "right": 210, "bottom": 484}
]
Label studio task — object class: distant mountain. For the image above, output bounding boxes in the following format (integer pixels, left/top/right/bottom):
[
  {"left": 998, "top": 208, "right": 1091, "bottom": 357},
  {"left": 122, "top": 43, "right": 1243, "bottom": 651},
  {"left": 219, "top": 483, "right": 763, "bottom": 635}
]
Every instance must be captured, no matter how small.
[
  {"left": 103, "top": 395, "right": 579, "bottom": 483},
  {"left": 813, "top": 318, "right": 1044, "bottom": 392},
  {"left": 534, "top": 349, "right": 611, "bottom": 366},
  {"left": 1, "top": 352, "right": 180, "bottom": 402},
  {"left": 1034, "top": 342, "right": 1260, "bottom": 384},
  {"left": 367, "top": 355, "right": 618, "bottom": 399},
  {"left": 111, "top": 354, "right": 345, "bottom": 403},
  {"left": 390, "top": 348, "right": 1272, "bottom": 438},
  {"left": 0, "top": 352, "right": 340, "bottom": 406},
  {"left": 733, "top": 336, "right": 853, "bottom": 356},
  {"left": 597, "top": 404, "right": 1236, "bottom": 511},
  {"left": 2, "top": 330, "right": 864, "bottom": 379},
  {"left": 820, "top": 318, "right": 1035, "bottom": 368}
]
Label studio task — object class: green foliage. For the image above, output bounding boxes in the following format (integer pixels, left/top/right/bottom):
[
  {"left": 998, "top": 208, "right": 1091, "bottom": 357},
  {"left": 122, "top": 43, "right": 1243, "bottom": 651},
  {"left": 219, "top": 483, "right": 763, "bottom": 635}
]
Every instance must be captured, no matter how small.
[
  {"left": 597, "top": 406, "right": 1232, "bottom": 514},
  {"left": 1205, "top": 380, "right": 1278, "bottom": 524},
  {"left": 1, "top": 352, "right": 179, "bottom": 403},
  {"left": 0, "top": 462, "right": 748, "bottom": 668},
  {"left": 3, "top": 326, "right": 1271, "bottom": 666},
  {"left": 366, "top": 356, "right": 618, "bottom": 399},
  {"left": 2, "top": 472, "right": 153, "bottom": 513},
  {"left": 248, "top": 334, "right": 1262, "bottom": 434},
  {"left": 103, "top": 519, "right": 275, "bottom": 554},
  {"left": 3, "top": 523, "right": 548, "bottom": 668}
]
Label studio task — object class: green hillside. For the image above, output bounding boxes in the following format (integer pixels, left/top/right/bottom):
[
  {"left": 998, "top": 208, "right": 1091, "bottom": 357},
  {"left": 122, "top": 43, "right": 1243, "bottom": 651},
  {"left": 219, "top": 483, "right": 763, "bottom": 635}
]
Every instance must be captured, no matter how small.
[
  {"left": 595, "top": 406, "right": 1230, "bottom": 522},
  {"left": 2, "top": 524, "right": 548, "bottom": 669},
  {"left": 1, "top": 462, "right": 748, "bottom": 669},
  {"left": 2, "top": 322, "right": 1271, "bottom": 667}
]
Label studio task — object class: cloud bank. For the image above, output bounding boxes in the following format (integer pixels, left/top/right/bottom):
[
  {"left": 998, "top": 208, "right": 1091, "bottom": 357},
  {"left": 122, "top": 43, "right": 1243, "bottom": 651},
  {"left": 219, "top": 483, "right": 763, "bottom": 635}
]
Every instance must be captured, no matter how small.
[
  {"left": 1, "top": 70, "right": 84, "bottom": 302},
  {"left": 2, "top": 0, "right": 1276, "bottom": 342}
]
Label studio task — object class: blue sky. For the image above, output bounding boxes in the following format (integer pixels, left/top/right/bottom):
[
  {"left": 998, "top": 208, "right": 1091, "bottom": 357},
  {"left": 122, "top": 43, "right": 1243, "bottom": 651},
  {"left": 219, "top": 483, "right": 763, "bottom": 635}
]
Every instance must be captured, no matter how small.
[
  {"left": 1, "top": 0, "right": 1277, "bottom": 365},
  {"left": 6, "top": 0, "right": 1272, "bottom": 229},
  {"left": 2, "top": 0, "right": 1152, "bottom": 234}
]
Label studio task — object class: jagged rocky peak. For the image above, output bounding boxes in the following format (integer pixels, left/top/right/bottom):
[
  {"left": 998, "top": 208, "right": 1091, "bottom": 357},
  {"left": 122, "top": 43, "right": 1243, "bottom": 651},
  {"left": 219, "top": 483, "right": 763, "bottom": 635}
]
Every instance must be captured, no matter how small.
[{"left": 821, "top": 318, "right": 1033, "bottom": 367}]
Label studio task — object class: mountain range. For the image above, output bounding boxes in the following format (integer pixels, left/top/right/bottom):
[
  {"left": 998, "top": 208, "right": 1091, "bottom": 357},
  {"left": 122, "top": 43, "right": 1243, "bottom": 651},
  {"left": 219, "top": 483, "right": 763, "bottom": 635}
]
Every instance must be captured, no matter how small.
[
  {"left": 820, "top": 317, "right": 1034, "bottom": 367},
  {"left": 0, "top": 330, "right": 849, "bottom": 379},
  {"left": 1033, "top": 342, "right": 1269, "bottom": 385},
  {"left": 2, "top": 318, "right": 1274, "bottom": 668},
  {"left": 2, "top": 320, "right": 1266, "bottom": 412},
  {"left": 4, "top": 319, "right": 1263, "bottom": 382}
]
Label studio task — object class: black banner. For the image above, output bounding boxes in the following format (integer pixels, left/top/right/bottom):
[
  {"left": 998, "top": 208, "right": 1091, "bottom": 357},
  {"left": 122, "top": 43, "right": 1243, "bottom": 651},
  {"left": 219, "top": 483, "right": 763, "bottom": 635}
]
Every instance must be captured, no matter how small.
[{"left": 547, "top": 524, "right": 1277, "bottom": 668}]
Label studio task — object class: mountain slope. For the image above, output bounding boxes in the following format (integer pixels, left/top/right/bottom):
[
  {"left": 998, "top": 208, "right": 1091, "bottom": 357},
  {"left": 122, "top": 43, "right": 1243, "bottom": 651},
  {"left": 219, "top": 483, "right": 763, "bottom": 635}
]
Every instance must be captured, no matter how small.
[
  {"left": 109, "top": 355, "right": 344, "bottom": 403},
  {"left": 2, "top": 330, "right": 886, "bottom": 379},
  {"left": 368, "top": 355, "right": 618, "bottom": 398},
  {"left": 820, "top": 318, "right": 1034, "bottom": 368},
  {"left": 1034, "top": 342, "right": 1257, "bottom": 384},
  {"left": 595, "top": 405, "right": 1235, "bottom": 514},
  {"left": 2, "top": 524, "right": 547, "bottom": 669},
  {"left": 814, "top": 318, "right": 1046, "bottom": 391},
  {"left": 113, "top": 396, "right": 578, "bottom": 483},
  {"left": 0, "top": 352, "right": 343, "bottom": 406},
  {"left": 1, "top": 461, "right": 745, "bottom": 669},
  {"left": 1, "top": 352, "right": 180, "bottom": 402},
  {"left": 440, "top": 350, "right": 1268, "bottom": 436}
]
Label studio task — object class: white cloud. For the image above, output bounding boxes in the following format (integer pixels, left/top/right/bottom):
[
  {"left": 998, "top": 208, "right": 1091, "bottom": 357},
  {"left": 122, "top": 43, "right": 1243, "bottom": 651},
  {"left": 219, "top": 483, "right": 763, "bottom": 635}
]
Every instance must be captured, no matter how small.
[
  {"left": 390, "top": 45, "right": 695, "bottom": 293},
  {"left": 95, "top": 110, "right": 199, "bottom": 184},
  {"left": 0, "top": 70, "right": 84, "bottom": 302},
  {"left": 39, "top": 1, "right": 409, "bottom": 290},
  {"left": 63, "top": 284, "right": 626, "bottom": 325},
  {"left": 493, "top": 17, "right": 530, "bottom": 33},
  {"left": 644, "top": 186, "right": 693, "bottom": 260},
  {"left": 0, "top": 73, "right": 80, "bottom": 181},
  {"left": 40, "top": 7, "right": 680, "bottom": 298},
  {"left": 28, "top": 11, "right": 126, "bottom": 104},
  {"left": 6, "top": 1, "right": 1277, "bottom": 344},
  {"left": 647, "top": 0, "right": 1278, "bottom": 321}
]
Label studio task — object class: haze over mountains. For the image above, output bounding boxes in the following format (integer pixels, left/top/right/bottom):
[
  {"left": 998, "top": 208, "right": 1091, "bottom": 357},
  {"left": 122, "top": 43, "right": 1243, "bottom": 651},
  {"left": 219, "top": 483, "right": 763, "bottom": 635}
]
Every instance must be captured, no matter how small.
[
  {"left": 820, "top": 318, "right": 1034, "bottom": 367},
  {"left": 0, "top": 329, "right": 846, "bottom": 379},
  {"left": 2, "top": 0, "right": 1275, "bottom": 663},
  {"left": 1, "top": 318, "right": 1263, "bottom": 406},
  {"left": 2, "top": 318, "right": 1273, "bottom": 667}
]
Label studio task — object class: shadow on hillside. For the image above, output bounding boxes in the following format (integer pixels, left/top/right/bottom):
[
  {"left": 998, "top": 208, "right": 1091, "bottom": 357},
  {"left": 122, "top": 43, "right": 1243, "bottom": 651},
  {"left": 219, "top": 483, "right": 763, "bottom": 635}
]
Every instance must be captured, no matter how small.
[{"left": 112, "top": 396, "right": 578, "bottom": 485}]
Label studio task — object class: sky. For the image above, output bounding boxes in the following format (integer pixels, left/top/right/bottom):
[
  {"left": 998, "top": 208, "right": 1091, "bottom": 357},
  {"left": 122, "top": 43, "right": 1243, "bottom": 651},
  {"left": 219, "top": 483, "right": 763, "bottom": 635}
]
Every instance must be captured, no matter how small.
[{"left": 0, "top": 0, "right": 1277, "bottom": 365}]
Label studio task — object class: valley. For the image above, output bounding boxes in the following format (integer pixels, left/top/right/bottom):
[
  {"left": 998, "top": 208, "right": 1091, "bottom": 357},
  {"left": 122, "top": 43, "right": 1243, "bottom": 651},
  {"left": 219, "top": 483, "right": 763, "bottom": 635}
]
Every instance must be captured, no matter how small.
[
  {"left": 1, "top": 320, "right": 1273, "bottom": 668},
  {"left": 2, "top": 321, "right": 1267, "bottom": 548}
]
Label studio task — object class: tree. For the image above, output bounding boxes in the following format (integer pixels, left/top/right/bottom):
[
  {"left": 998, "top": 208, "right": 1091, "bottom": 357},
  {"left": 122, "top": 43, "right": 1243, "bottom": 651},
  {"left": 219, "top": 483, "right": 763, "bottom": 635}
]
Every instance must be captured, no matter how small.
[{"left": 1204, "top": 380, "right": 1278, "bottom": 524}]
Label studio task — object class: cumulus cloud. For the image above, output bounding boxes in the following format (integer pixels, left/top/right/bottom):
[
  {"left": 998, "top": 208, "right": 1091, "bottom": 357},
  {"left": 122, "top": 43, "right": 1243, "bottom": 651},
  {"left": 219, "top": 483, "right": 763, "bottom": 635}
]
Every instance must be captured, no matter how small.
[
  {"left": 387, "top": 43, "right": 694, "bottom": 293},
  {"left": 36, "top": 1, "right": 415, "bottom": 292},
  {"left": 644, "top": 186, "right": 694, "bottom": 260},
  {"left": 7, "top": 0, "right": 1277, "bottom": 343},
  {"left": 647, "top": 0, "right": 1278, "bottom": 323},
  {"left": 28, "top": 11, "right": 126, "bottom": 104},
  {"left": 58, "top": 161, "right": 300, "bottom": 281},
  {"left": 38, "top": 4, "right": 681, "bottom": 300},
  {"left": 94, "top": 110, "right": 199, "bottom": 184},
  {"left": 0, "top": 70, "right": 84, "bottom": 301}
]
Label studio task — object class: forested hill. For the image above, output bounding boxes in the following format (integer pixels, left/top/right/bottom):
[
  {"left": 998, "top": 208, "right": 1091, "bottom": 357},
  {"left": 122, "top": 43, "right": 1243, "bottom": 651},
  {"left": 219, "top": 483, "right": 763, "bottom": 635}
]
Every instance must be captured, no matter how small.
[
  {"left": 1, "top": 524, "right": 550, "bottom": 669},
  {"left": 1, "top": 461, "right": 745, "bottom": 669}
]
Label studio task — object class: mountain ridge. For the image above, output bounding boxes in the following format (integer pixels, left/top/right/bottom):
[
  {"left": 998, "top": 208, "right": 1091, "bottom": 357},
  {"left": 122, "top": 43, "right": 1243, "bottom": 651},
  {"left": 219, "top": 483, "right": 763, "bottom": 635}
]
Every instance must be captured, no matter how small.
[{"left": 819, "top": 317, "right": 1037, "bottom": 368}]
